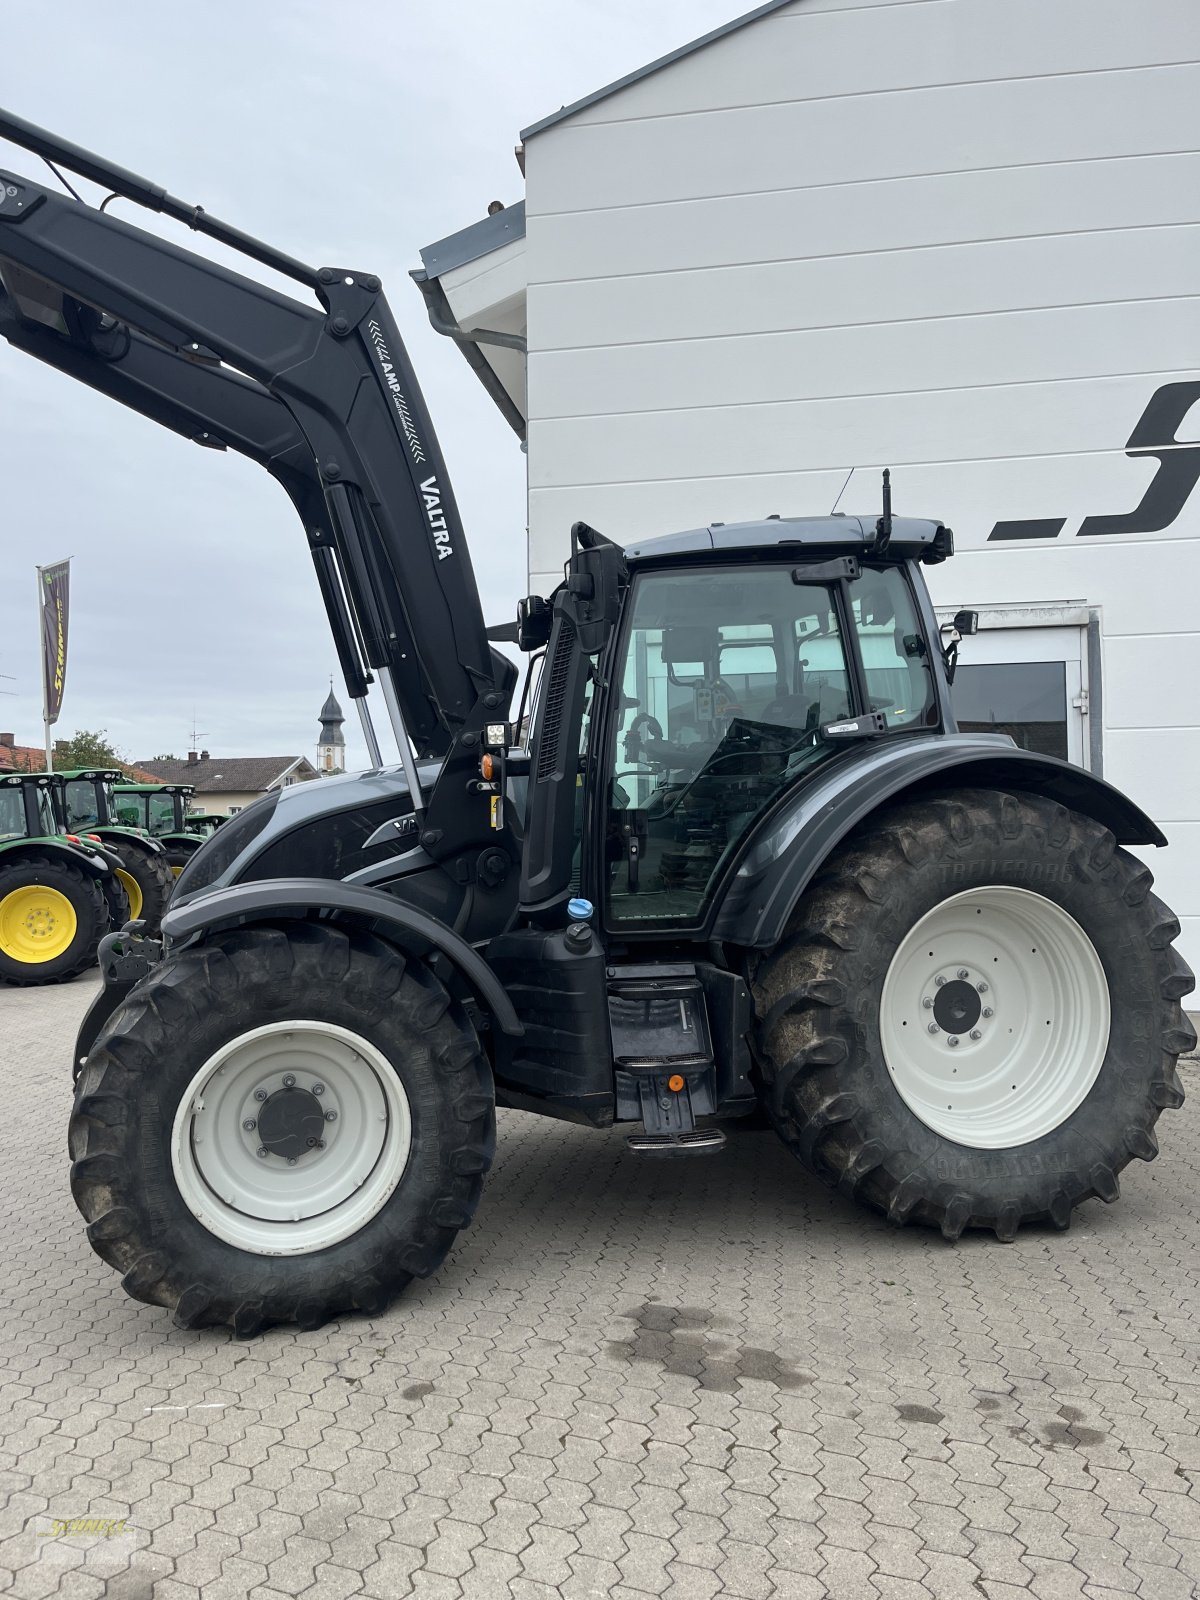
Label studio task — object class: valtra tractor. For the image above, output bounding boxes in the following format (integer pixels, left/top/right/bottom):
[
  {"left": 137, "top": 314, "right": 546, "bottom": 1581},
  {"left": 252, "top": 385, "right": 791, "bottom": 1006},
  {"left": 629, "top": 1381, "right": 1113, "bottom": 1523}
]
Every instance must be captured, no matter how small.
[{"left": 0, "top": 110, "right": 1191, "bottom": 1334}]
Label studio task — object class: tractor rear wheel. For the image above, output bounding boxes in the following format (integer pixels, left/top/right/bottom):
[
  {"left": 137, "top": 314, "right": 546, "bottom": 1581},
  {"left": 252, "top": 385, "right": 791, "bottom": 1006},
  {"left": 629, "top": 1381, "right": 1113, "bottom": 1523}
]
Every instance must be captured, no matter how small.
[
  {"left": 163, "top": 839, "right": 200, "bottom": 879},
  {"left": 752, "top": 790, "right": 1195, "bottom": 1239},
  {"left": 0, "top": 855, "right": 107, "bottom": 986},
  {"left": 106, "top": 839, "right": 174, "bottom": 932},
  {"left": 100, "top": 871, "right": 131, "bottom": 931},
  {"left": 70, "top": 922, "right": 495, "bottom": 1333}
]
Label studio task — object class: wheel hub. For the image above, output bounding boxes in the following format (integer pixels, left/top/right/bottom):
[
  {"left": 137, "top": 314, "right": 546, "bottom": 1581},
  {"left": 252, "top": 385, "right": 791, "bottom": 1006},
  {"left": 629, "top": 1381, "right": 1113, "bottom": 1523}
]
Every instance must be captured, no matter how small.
[
  {"left": 255, "top": 1085, "right": 326, "bottom": 1161},
  {"left": 931, "top": 977, "right": 982, "bottom": 1035}
]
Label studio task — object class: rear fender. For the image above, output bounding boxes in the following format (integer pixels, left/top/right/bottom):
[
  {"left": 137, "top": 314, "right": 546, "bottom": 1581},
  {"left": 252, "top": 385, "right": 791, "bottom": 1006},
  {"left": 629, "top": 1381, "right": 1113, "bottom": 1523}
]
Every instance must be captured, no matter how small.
[
  {"left": 713, "top": 735, "right": 1166, "bottom": 950},
  {"left": 161, "top": 876, "right": 523, "bottom": 1036}
]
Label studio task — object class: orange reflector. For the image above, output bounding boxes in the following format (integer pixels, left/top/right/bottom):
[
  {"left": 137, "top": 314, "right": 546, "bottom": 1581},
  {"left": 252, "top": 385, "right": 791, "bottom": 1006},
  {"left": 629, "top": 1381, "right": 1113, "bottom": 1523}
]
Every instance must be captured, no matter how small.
[
  {"left": 65, "top": 834, "right": 81, "bottom": 843},
  {"left": 480, "top": 753, "right": 495, "bottom": 780},
  {"left": 667, "top": 1074, "right": 685, "bottom": 1093}
]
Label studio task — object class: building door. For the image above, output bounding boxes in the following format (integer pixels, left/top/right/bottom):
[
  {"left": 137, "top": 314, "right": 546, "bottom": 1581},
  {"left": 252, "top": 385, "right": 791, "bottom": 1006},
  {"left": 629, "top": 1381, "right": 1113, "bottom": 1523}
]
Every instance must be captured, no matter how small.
[{"left": 936, "top": 606, "right": 1093, "bottom": 770}]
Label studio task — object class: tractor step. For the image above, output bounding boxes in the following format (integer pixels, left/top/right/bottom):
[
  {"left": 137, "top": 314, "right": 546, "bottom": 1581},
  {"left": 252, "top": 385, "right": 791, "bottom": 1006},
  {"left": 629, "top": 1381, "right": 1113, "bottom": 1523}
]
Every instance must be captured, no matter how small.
[{"left": 626, "top": 1128, "right": 728, "bottom": 1158}]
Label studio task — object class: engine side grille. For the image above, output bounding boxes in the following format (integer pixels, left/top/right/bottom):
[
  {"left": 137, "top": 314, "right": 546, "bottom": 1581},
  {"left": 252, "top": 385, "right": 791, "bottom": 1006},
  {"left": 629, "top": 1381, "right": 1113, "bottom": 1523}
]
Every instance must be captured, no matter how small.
[{"left": 536, "top": 615, "right": 577, "bottom": 782}]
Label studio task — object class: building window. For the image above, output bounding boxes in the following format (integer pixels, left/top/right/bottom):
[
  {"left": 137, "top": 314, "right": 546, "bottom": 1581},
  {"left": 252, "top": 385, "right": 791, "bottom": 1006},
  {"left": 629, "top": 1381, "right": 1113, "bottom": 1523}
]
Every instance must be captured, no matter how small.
[{"left": 227, "top": 805, "right": 242, "bottom": 815}]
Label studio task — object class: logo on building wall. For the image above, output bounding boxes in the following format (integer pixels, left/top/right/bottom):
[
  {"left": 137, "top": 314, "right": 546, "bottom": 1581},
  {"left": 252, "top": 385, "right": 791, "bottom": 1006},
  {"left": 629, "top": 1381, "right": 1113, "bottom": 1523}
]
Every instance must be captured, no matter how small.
[{"left": 988, "top": 381, "right": 1200, "bottom": 542}]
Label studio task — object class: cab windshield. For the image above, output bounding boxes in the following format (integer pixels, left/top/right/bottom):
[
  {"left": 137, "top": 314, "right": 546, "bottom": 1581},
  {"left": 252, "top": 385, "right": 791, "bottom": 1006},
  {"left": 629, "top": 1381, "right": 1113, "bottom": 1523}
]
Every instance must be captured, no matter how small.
[
  {"left": 604, "top": 562, "right": 934, "bottom": 927},
  {"left": 63, "top": 779, "right": 100, "bottom": 830},
  {"left": 0, "top": 789, "right": 24, "bottom": 839}
]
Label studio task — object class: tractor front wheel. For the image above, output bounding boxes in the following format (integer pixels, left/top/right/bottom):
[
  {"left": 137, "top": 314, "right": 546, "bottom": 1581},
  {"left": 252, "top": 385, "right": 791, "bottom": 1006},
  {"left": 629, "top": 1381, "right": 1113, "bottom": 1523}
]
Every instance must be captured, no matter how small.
[
  {"left": 106, "top": 839, "right": 175, "bottom": 932},
  {"left": 0, "top": 855, "right": 107, "bottom": 985},
  {"left": 753, "top": 790, "right": 1195, "bottom": 1239},
  {"left": 70, "top": 922, "right": 495, "bottom": 1333}
]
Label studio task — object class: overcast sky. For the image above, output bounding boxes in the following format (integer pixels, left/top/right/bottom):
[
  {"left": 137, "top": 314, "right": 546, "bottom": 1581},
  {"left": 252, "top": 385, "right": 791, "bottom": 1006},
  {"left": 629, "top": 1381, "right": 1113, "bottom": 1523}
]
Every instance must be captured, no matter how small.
[{"left": 0, "top": 0, "right": 741, "bottom": 770}]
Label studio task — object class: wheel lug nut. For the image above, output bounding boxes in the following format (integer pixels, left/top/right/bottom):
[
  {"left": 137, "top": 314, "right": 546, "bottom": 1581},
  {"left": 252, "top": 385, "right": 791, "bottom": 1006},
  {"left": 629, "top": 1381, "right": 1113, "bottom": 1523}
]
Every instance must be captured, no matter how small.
[
  {"left": 287, "top": 1156, "right": 298, "bottom": 1166},
  {"left": 325, "top": 1109, "right": 338, "bottom": 1122},
  {"left": 935, "top": 975, "right": 946, "bottom": 987},
  {"left": 282, "top": 1074, "right": 296, "bottom": 1088},
  {"left": 927, "top": 1023, "right": 939, "bottom": 1034},
  {"left": 983, "top": 1008, "right": 993, "bottom": 1018},
  {"left": 970, "top": 1030, "right": 982, "bottom": 1040},
  {"left": 315, "top": 1139, "right": 325, "bottom": 1150},
  {"left": 306, "top": 1136, "right": 318, "bottom": 1148},
  {"left": 977, "top": 982, "right": 988, "bottom": 993},
  {"left": 957, "top": 969, "right": 969, "bottom": 980},
  {"left": 922, "top": 997, "right": 933, "bottom": 1009},
  {"left": 256, "top": 1146, "right": 268, "bottom": 1159},
  {"left": 948, "top": 1036, "right": 960, "bottom": 1047},
  {"left": 242, "top": 1118, "right": 256, "bottom": 1131},
  {"left": 254, "top": 1089, "right": 268, "bottom": 1102},
  {"left": 312, "top": 1083, "right": 325, "bottom": 1096}
]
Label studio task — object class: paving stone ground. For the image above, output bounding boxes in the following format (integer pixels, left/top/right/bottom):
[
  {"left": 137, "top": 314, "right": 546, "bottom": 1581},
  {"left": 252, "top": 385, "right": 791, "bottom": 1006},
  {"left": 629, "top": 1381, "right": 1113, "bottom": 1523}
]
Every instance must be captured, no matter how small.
[{"left": 2, "top": 975, "right": 1199, "bottom": 1599}]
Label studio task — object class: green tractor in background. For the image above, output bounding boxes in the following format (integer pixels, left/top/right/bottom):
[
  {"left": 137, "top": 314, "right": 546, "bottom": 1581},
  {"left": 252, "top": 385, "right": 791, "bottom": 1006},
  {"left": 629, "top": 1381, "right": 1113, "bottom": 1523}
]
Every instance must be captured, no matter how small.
[
  {"left": 0, "top": 772, "right": 128, "bottom": 985},
  {"left": 112, "top": 781, "right": 208, "bottom": 878},
  {"left": 55, "top": 769, "right": 175, "bottom": 933},
  {"left": 183, "top": 812, "right": 227, "bottom": 842}
]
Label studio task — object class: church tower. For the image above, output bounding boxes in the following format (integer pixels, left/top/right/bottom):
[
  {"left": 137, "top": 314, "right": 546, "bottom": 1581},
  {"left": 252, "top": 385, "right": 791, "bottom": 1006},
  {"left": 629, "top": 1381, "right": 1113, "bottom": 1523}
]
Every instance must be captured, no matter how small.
[{"left": 318, "top": 684, "right": 346, "bottom": 773}]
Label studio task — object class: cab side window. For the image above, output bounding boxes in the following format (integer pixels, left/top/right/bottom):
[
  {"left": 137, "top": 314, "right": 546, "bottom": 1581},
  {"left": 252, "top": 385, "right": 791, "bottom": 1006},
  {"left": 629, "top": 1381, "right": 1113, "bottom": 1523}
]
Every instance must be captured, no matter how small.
[{"left": 850, "top": 569, "right": 937, "bottom": 731}]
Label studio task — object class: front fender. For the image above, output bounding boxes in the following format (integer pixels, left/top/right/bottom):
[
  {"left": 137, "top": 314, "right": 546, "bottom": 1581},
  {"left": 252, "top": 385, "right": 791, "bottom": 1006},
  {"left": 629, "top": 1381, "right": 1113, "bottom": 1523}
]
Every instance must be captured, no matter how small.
[
  {"left": 713, "top": 734, "right": 1166, "bottom": 950},
  {"left": 161, "top": 876, "right": 524, "bottom": 1036}
]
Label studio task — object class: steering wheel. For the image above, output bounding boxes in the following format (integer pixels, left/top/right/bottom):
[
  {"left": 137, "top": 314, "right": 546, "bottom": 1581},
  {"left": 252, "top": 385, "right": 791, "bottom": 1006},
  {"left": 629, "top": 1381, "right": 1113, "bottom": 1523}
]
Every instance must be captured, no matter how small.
[{"left": 623, "top": 712, "right": 664, "bottom": 761}]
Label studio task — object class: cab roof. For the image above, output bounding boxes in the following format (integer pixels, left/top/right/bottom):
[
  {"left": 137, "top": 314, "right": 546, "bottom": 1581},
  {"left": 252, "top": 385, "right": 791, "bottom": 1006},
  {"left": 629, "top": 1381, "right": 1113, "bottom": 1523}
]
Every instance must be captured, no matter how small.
[
  {"left": 115, "top": 782, "right": 194, "bottom": 796},
  {"left": 54, "top": 768, "right": 124, "bottom": 782},
  {"left": 623, "top": 515, "right": 953, "bottom": 565}
]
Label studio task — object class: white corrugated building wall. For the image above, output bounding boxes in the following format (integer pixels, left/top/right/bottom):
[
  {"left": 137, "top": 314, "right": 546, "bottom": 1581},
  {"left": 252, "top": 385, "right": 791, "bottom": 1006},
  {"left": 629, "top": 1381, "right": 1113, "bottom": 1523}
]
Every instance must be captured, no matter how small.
[{"left": 415, "top": 0, "right": 1200, "bottom": 965}]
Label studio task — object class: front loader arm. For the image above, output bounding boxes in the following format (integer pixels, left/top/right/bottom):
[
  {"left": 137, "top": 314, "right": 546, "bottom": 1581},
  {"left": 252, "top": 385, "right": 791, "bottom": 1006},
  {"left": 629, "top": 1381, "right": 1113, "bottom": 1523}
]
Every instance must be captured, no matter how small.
[
  {"left": 0, "top": 282, "right": 411, "bottom": 752},
  {"left": 0, "top": 110, "right": 509, "bottom": 766}
]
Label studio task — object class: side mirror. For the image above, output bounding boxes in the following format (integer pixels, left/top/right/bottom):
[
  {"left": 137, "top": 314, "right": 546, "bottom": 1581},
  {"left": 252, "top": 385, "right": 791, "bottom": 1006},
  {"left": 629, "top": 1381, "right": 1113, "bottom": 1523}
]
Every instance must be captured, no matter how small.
[{"left": 940, "top": 610, "right": 978, "bottom": 686}]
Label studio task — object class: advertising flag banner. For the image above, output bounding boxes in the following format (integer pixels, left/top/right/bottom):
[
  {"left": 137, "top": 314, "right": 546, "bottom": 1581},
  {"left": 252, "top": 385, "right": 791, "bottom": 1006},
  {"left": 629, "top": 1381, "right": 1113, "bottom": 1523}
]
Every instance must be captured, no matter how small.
[{"left": 38, "top": 559, "right": 70, "bottom": 726}]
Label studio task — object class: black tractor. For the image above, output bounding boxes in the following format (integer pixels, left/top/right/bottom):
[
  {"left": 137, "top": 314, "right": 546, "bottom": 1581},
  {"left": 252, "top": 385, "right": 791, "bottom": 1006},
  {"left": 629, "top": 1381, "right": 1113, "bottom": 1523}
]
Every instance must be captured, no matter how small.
[{"left": 0, "top": 110, "right": 1191, "bottom": 1334}]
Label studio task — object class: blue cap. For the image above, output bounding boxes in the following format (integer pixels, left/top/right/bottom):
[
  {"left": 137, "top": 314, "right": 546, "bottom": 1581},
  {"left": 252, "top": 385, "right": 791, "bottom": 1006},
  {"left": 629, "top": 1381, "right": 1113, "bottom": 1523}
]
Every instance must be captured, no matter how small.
[{"left": 567, "top": 897, "right": 593, "bottom": 921}]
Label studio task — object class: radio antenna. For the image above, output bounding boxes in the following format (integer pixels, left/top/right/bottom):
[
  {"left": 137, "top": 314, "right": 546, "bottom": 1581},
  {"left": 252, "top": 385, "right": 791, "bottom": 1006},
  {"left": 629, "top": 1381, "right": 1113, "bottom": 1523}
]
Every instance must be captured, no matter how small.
[{"left": 829, "top": 465, "right": 854, "bottom": 515}]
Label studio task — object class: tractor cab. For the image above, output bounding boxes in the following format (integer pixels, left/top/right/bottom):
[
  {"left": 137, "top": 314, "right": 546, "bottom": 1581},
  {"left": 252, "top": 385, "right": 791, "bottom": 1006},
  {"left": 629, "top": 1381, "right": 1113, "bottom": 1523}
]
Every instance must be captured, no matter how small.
[
  {"left": 183, "top": 812, "right": 227, "bottom": 839},
  {"left": 111, "top": 782, "right": 192, "bottom": 836},
  {"left": 112, "top": 782, "right": 203, "bottom": 877}
]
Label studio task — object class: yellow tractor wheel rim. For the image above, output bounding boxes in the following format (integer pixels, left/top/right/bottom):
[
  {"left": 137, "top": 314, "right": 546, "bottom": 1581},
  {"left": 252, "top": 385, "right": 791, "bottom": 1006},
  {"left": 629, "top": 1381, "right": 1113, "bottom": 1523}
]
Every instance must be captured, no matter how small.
[
  {"left": 115, "top": 868, "right": 143, "bottom": 920},
  {"left": 171, "top": 865, "right": 184, "bottom": 879},
  {"left": 0, "top": 884, "right": 79, "bottom": 963}
]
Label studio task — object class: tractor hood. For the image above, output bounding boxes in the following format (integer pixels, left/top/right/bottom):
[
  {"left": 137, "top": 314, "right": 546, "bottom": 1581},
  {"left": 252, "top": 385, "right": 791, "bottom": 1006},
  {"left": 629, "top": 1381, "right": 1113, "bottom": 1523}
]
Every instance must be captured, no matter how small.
[{"left": 171, "top": 760, "right": 442, "bottom": 905}]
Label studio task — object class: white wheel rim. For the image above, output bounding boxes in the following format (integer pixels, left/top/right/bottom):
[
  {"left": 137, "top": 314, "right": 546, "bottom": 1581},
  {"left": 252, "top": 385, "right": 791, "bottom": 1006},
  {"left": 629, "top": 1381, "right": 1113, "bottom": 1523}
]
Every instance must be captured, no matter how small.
[
  {"left": 880, "top": 887, "right": 1110, "bottom": 1149},
  {"left": 170, "top": 1021, "right": 412, "bottom": 1255}
]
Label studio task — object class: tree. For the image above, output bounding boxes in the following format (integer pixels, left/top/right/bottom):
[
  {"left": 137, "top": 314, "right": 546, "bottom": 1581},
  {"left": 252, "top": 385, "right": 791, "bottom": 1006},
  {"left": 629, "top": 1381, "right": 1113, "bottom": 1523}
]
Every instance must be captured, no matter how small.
[{"left": 52, "top": 728, "right": 128, "bottom": 771}]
